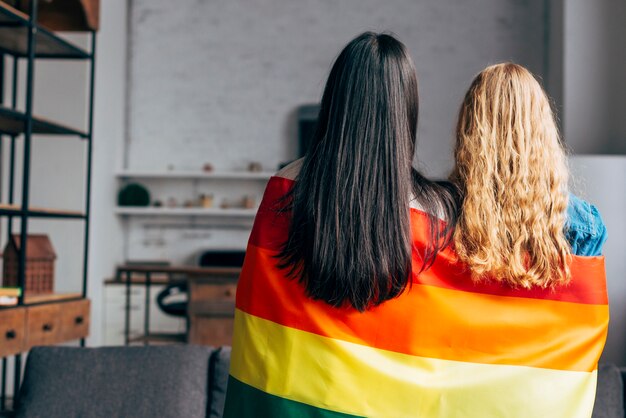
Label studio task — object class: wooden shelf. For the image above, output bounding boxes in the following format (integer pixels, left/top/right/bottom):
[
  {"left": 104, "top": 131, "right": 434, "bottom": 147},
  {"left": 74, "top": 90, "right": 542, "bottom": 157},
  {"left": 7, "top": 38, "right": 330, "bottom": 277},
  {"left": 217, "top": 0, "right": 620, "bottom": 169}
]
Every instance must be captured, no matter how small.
[
  {"left": 0, "top": 2, "right": 89, "bottom": 59},
  {"left": 0, "top": 292, "right": 83, "bottom": 308},
  {"left": 116, "top": 170, "right": 274, "bottom": 180},
  {"left": 114, "top": 207, "right": 258, "bottom": 217},
  {"left": 0, "top": 106, "right": 88, "bottom": 138},
  {"left": 0, "top": 203, "right": 85, "bottom": 219},
  {"left": 23, "top": 292, "right": 83, "bottom": 305}
]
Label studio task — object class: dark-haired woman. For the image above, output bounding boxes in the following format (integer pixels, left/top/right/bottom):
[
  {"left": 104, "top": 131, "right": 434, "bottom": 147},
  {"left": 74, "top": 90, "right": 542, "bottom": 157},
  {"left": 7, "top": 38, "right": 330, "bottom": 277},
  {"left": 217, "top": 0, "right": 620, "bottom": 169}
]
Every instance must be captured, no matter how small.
[{"left": 223, "top": 33, "right": 607, "bottom": 418}]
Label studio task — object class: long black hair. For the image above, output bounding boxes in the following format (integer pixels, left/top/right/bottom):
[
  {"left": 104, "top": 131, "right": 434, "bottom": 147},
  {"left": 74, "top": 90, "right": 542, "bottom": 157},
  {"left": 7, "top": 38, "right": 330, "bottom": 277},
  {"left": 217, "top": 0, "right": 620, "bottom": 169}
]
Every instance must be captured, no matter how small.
[{"left": 278, "top": 32, "right": 458, "bottom": 311}]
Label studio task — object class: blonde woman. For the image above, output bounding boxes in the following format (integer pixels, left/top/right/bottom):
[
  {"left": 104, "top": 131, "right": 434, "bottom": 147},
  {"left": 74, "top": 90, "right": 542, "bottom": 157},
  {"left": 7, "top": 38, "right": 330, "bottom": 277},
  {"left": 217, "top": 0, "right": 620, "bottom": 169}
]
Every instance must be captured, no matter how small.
[
  {"left": 445, "top": 62, "right": 608, "bottom": 417},
  {"left": 452, "top": 62, "right": 607, "bottom": 286}
]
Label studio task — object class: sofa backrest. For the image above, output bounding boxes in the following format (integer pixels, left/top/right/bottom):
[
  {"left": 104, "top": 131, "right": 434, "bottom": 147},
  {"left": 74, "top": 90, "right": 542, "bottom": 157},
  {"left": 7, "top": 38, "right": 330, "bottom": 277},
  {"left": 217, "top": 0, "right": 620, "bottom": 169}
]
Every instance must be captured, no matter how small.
[
  {"left": 16, "top": 345, "right": 215, "bottom": 418},
  {"left": 593, "top": 363, "right": 625, "bottom": 418},
  {"left": 208, "top": 346, "right": 230, "bottom": 418}
]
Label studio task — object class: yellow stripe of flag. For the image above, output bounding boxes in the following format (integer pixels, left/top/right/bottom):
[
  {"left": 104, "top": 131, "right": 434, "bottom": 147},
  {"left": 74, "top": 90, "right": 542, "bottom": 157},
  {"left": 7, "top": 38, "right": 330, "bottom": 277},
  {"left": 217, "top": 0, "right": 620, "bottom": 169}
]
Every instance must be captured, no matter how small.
[{"left": 231, "top": 309, "right": 598, "bottom": 418}]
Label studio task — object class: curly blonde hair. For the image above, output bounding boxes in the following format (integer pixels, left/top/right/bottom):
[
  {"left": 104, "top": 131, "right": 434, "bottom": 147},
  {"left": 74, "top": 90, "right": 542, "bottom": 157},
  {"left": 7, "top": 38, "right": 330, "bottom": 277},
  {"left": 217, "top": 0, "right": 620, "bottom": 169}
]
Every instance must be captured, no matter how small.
[{"left": 451, "top": 63, "right": 571, "bottom": 288}]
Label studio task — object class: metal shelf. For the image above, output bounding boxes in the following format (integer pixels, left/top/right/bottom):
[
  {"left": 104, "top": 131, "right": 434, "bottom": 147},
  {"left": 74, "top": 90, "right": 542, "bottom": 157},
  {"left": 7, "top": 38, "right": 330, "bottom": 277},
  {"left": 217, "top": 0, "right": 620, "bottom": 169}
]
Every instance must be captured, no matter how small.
[
  {"left": 114, "top": 207, "right": 258, "bottom": 217},
  {"left": 0, "top": 0, "right": 97, "bottom": 404},
  {"left": 0, "top": 2, "right": 89, "bottom": 59},
  {"left": 116, "top": 170, "right": 274, "bottom": 180},
  {"left": 0, "top": 204, "right": 85, "bottom": 219},
  {"left": 0, "top": 106, "right": 88, "bottom": 137}
]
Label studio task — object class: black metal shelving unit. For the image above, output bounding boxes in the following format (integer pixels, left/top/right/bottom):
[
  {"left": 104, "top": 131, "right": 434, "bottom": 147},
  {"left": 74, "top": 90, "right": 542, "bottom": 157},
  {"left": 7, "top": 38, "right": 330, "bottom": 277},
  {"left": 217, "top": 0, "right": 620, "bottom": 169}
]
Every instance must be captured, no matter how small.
[{"left": 0, "top": 0, "right": 96, "bottom": 410}]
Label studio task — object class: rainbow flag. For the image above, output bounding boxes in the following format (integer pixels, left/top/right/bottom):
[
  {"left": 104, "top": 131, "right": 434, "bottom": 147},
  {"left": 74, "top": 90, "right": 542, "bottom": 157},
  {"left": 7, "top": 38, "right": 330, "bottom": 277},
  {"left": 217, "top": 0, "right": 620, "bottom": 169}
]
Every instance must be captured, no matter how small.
[{"left": 224, "top": 176, "right": 609, "bottom": 418}]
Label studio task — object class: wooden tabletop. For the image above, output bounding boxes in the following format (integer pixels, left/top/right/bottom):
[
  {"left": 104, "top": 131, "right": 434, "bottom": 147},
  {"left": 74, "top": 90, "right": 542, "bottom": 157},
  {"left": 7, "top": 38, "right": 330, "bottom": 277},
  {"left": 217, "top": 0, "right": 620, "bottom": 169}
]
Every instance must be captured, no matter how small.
[
  {"left": 116, "top": 265, "right": 241, "bottom": 275},
  {"left": 109, "top": 265, "right": 242, "bottom": 285}
]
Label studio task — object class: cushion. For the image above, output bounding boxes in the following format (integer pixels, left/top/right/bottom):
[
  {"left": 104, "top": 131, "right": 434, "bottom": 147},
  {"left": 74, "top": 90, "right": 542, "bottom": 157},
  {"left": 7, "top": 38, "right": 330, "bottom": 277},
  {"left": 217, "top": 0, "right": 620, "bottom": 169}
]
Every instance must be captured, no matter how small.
[
  {"left": 592, "top": 363, "right": 625, "bottom": 418},
  {"left": 208, "top": 346, "right": 231, "bottom": 418},
  {"left": 15, "top": 345, "right": 215, "bottom": 418}
]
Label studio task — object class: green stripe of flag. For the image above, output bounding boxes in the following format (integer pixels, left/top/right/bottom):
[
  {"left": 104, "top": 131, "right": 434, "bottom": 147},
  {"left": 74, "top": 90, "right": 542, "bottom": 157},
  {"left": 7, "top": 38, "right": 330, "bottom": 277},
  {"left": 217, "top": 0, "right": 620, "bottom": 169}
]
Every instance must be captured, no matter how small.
[{"left": 223, "top": 376, "right": 363, "bottom": 418}]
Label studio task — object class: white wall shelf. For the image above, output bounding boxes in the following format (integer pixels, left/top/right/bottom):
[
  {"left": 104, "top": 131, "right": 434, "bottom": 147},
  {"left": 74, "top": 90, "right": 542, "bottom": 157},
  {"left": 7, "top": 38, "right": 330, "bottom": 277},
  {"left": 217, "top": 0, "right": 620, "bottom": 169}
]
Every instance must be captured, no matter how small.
[
  {"left": 114, "top": 207, "right": 258, "bottom": 217},
  {"left": 116, "top": 170, "right": 274, "bottom": 180}
]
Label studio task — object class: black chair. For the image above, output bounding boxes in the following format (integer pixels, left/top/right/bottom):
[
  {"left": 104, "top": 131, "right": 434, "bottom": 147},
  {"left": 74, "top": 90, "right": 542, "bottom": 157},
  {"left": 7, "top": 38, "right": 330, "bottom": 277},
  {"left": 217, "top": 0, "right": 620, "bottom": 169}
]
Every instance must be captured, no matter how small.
[{"left": 156, "top": 281, "right": 188, "bottom": 318}]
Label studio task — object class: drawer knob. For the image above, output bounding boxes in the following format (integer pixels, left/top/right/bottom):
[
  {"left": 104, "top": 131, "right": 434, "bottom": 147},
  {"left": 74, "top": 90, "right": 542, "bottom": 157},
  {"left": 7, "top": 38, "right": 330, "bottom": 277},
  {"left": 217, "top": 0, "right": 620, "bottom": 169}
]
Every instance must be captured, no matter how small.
[
  {"left": 5, "top": 330, "right": 16, "bottom": 340},
  {"left": 75, "top": 316, "right": 84, "bottom": 325},
  {"left": 42, "top": 324, "right": 53, "bottom": 332}
]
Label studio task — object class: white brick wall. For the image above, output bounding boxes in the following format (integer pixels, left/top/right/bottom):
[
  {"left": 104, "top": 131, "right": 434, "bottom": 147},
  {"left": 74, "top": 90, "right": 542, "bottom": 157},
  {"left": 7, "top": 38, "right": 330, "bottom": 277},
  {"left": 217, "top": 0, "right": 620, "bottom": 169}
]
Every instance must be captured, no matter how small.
[{"left": 127, "top": 0, "right": 546, "bottom": 178}]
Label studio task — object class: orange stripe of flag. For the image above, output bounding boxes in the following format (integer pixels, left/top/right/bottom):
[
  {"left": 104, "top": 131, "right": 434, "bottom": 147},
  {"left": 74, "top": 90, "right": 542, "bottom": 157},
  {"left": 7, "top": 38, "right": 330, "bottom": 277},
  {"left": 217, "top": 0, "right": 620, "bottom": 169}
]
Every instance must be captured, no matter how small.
[{"left": 237, "top": 243, "right": 608, "bottom": 372}]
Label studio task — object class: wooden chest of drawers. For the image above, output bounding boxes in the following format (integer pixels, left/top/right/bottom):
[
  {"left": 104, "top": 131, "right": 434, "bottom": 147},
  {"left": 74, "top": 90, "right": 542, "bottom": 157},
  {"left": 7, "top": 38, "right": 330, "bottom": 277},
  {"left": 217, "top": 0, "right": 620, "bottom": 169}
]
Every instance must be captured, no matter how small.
[
  {"left": 0, "top": 308, "right": 26, "bottom": 358},
  {"left": 0, "top": 299, "right": 90, "bottom": 356},
  {"left": 187, "top": 277, "right": 237, "bottom": 347}
]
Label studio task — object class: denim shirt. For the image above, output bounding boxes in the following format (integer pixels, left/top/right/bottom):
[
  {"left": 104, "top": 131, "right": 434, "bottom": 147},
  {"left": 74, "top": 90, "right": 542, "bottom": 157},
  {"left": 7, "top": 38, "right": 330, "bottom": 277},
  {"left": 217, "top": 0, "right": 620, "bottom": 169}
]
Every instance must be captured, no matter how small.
[{"left": 565, "top": 194, "right": 607, "bottom": 256}]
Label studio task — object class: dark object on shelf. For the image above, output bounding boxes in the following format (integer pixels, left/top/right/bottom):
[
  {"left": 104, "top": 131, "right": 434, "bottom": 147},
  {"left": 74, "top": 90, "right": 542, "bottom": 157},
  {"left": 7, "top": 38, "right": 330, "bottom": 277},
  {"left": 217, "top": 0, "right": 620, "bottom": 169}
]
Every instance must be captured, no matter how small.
[
  {"left": 3, "top": 234, "right": 56, "bottom": 295},
  {"left": 202, "top": 163, "right": 213, "bottom": 173},
  {"left": 5, "top": 0, "right": 100, "bottom": 31},
  {"left": 156, "top": 282, "right": 188, "bottom": 318},
  {"left": 118, "top": 183, "right": 150, "bottom": 207},
  {"left": 198, "top": 250, "right": 246, "bottom": 268},
  {"left": 298, "top": 104, "right": 320, "bottom": 157}
]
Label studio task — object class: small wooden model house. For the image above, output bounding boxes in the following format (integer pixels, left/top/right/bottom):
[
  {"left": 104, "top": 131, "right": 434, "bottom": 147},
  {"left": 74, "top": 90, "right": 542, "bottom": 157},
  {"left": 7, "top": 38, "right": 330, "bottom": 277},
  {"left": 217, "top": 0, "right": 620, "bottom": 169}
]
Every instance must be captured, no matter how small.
[{"left": 3, "top": 234, "right": 56, "bottom": 294}]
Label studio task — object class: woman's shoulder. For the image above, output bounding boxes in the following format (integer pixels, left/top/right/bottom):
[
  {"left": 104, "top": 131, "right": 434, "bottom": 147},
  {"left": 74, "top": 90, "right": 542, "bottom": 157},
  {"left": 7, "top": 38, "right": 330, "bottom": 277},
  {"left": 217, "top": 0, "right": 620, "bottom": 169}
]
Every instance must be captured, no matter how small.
[
  {"left": 260, "top": 159, "right": 302, "bottom": 203},
  {"left": 275, "top": 158, "right": 304, "bottom": 181},
  {"left": 565, "top": 193, "right": 607, "bottom": 256}
]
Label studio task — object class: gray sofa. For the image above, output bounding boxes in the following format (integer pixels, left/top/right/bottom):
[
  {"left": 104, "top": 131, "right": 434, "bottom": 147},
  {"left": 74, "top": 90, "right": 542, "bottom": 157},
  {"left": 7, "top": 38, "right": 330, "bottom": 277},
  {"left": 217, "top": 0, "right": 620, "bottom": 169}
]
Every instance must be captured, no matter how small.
[
  {"left": 8, "top": 346, "right": 626, "bottom": 417},
  {"left": 13, "top": 346, "right": 231, "bottom": 418}
]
